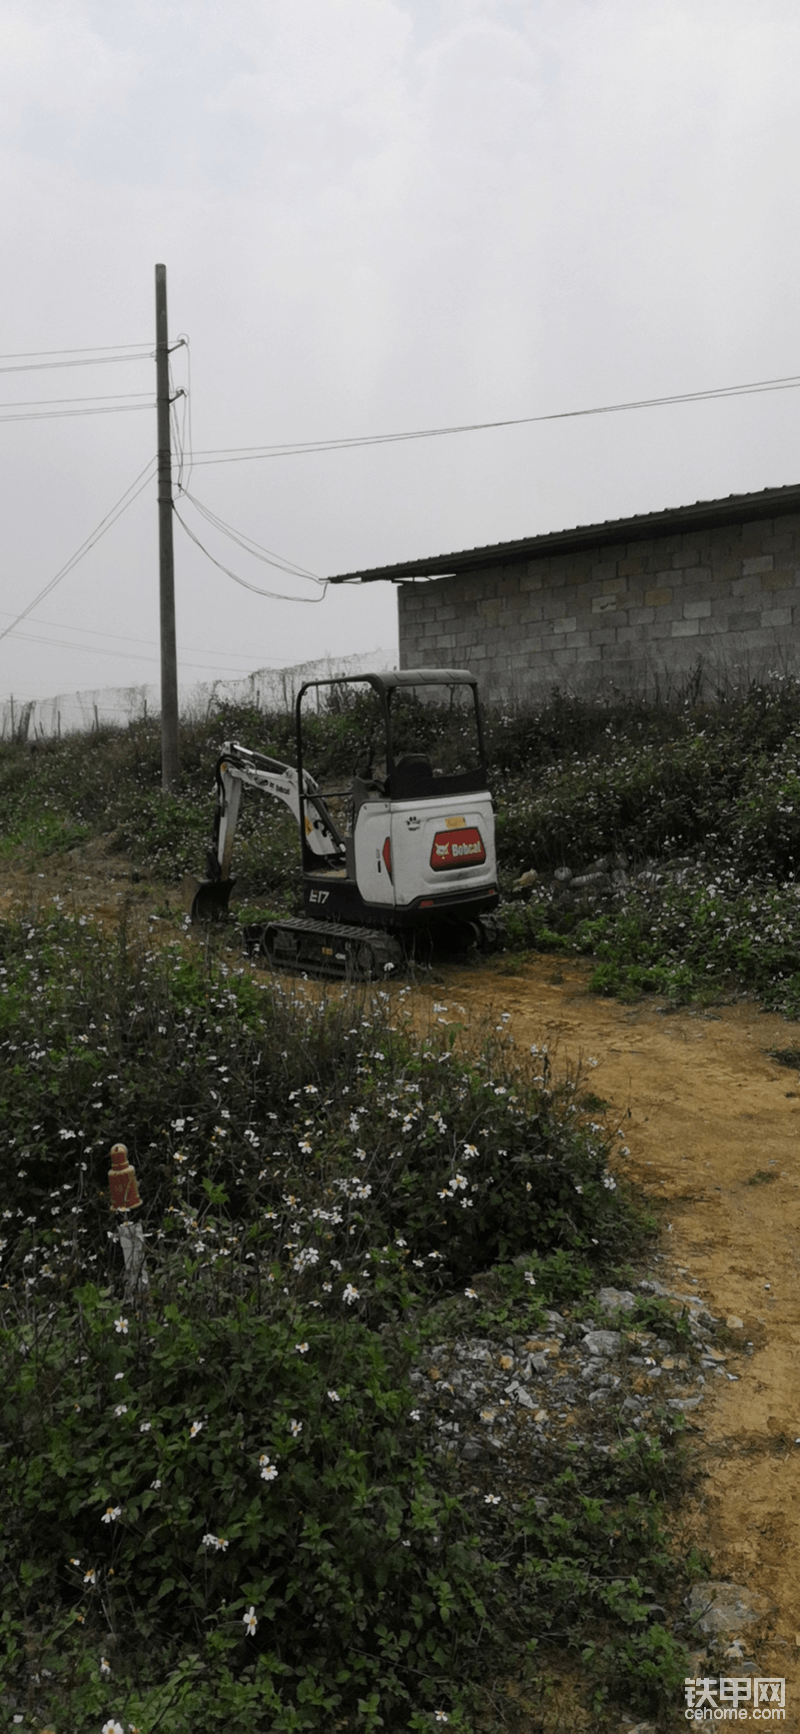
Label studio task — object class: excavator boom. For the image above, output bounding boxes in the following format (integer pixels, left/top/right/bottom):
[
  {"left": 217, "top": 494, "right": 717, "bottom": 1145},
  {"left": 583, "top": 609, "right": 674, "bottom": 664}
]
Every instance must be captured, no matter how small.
[{"left": 183, "top": 740, "right": 341, "bottom": 920}]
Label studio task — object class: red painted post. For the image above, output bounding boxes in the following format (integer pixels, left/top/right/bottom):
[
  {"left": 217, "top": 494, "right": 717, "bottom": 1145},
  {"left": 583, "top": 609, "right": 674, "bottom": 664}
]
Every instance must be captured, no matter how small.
[
  {"left": 108, "top": 1143, "right": 142, "bottom": 1212},
  {"left": 108, "top": 1142, "right": 148, "bottom": 1301}
]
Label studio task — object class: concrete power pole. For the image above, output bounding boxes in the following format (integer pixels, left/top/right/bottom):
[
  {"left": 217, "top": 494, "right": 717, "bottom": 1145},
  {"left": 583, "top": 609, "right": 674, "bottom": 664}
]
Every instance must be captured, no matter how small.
[{"left": 155, "top": 263, "right": 180, "bottom": 791}]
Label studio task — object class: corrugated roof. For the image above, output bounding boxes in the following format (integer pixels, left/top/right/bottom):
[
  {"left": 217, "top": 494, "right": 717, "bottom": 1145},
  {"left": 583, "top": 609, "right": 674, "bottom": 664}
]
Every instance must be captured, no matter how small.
[{"left": 328, "top": 481, "right": 800, "bottom": 584}]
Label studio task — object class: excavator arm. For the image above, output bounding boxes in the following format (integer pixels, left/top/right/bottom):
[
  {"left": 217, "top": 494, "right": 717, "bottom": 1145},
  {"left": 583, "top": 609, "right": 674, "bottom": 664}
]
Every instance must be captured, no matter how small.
[{"left": 186, "top": 739, "right": 342, "bottom": 920}]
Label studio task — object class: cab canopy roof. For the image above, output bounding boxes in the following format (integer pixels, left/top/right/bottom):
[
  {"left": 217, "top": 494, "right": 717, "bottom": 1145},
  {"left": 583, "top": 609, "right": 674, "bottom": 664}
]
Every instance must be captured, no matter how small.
[{"left": 299, "top": 668, "right": 476, "bottom": 695}]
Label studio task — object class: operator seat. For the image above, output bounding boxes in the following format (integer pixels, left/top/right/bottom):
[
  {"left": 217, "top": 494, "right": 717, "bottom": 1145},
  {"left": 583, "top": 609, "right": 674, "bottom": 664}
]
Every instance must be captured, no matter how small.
[{"left": 391, "top": 753, "right": 434, "bottom": 799}]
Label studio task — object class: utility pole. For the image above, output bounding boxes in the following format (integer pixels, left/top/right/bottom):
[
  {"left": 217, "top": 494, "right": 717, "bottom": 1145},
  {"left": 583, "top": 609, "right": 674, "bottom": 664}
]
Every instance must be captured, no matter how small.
[{"left": 155, "top": 263, "right": 180, "bottom": 791}]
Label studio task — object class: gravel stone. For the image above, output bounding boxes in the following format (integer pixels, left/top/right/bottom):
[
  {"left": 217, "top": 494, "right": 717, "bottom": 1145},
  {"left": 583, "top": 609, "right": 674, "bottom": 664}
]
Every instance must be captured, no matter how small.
[
  {"left": 581, "top": 1329, "right": 622, "bottom": 1357},
  {"left": 405, "top": 1271, "right": 715, "bottom": 1482},
  {"left": 686, "top": 1581, "right": 774, "bottom": 1637},
  {"left": 598, "top": 1287, "right": 638, "bottom": 1313}
]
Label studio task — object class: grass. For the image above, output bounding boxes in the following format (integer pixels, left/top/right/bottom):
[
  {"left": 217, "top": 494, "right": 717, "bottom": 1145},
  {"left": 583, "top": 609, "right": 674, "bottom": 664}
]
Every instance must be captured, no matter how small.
[
  {"left": 766, "top": 1046, "right": 800, "bottom": 1068},
  {"left": 8, "top": 674, "right": 797, "bottom": 1727},
  {"left": 487, "top": 673, "right": 800, "bottom": 1013}
]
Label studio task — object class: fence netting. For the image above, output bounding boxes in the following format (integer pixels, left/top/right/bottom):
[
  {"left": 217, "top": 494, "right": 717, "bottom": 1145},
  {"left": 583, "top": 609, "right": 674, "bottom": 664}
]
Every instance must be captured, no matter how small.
[{"left": 0, "top": 649, "right": 398, "bottom": 742}]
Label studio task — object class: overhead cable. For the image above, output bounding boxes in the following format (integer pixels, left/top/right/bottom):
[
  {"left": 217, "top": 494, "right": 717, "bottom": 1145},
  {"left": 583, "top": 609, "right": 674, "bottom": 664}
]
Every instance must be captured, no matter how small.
[
  {"left": 0, "top": 458, "right": 157, "bottom": 648},
  {"left": 169, "top": 353, "right": 189, "bottom": 493},
  {"left": 179, "top": 489, "right": 323, "bottom": 582},
  {"left": 0, "top": 604, "right": 277, "bottom": 664},
  {"left": 5, "top": 625, "right": 276, "bottom": 677},
  {"left": 188, "top": 371, "right": 800, "bottom": 468},
  {"left": 177, "top": 333, "right": 195, "bottom": 493},
  {"left": 0, "top": 402, "right": 155, "bottom": 424},
  {"left": 0, "top": 352, "right": 154, "bottom": 376},
  {"left": 0, "top": 391, "right": 154, "bottom": 411},
  {"left": 0, "top": 342, "right": 151, "bottom": 360},
  {"left": 174, "top": 506, "right": 327, "bottom": 603}
]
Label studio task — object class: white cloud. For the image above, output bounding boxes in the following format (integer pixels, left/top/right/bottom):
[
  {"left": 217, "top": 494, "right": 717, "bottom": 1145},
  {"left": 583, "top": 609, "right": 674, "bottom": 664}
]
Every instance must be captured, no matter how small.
[{"left": 0, "top": 2, "right": 136, "bottom": 141}]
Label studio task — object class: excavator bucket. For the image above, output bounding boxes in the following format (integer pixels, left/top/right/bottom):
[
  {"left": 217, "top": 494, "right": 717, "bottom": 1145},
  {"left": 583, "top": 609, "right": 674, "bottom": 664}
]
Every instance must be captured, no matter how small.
[{"left": 182, "top": 875, "right": 236, "bottom": 922}]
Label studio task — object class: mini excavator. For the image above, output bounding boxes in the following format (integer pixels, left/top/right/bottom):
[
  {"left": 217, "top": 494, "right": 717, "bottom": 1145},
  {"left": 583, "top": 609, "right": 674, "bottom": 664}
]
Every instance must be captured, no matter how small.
[{"left": 186, "top": 669, "right": 500, "bottom": 976}]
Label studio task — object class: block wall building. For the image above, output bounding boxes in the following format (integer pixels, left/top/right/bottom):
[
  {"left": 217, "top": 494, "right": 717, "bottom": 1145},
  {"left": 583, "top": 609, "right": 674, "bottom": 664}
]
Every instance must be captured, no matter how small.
[{"left": 330, "top": 483, "right": 800, "bottom": 700}]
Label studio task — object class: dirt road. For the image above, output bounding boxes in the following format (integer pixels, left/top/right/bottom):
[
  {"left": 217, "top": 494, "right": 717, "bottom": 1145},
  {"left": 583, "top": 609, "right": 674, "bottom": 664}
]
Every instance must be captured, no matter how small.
[{"left": 419, "top": 953, "right": 800, "bottom": 1728}]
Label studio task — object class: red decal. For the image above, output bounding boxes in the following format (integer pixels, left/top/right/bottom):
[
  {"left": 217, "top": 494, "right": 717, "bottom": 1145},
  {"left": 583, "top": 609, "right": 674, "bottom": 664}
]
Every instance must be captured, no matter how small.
[
  {"left": 382, "top": 836, "right": 392, "bottom": 880},
  {"left": 430, "top": 827, "right": 486, "bottom": 871}
]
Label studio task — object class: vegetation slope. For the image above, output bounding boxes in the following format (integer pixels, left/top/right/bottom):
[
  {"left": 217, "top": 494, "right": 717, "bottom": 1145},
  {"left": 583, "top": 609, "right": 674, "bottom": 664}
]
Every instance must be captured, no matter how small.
[{"left": 3, "top": 674, "right": 796, "bottom": 1731}]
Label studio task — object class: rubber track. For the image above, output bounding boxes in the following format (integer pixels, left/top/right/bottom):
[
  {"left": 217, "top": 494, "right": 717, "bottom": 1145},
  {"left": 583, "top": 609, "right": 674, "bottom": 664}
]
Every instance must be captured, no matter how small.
[{"left": 244, "top": 915, "right": 404, "bottom": 979}]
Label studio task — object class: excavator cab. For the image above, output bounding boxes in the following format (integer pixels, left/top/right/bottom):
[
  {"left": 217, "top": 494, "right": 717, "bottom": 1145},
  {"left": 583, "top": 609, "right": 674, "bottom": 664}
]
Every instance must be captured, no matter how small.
[{"left": 295, "top": 670, "right": 498, "bottom": 938}]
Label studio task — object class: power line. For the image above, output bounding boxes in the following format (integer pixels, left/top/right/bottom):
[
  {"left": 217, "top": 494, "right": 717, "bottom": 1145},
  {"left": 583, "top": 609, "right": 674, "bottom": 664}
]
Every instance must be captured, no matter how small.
[
  {"left": 0, "top": 403, "right": 154, "bottom": 424},
  {"left": 0, "top": 342, "right": 151, "bottom": 360},
  {"left": 6, "top": 356, "right": 798, "bottom": 667},
  {"left": 0, "top": 352, "right": 153, "bottom": 376},
  {"left": 169, "top": 354, "right": 188, "bottom": 493},
  {"left": 179, "top": 333, "right": 194, "bottom": 494},
  {"left": 0, "top": 643, "right": 288, "bottom": 702},
  {"left": 0, "top": 391, "right": 153, "bottom": 410},
  {"left": 174, "top": 505, "right": 327, "bottom": 603},
  {"left": 188, "top": 370, "right": 800, "bottom": 468},
  {"left": 7, "top": 628, "right": 182, "bottom": 665},
  {"left": 0, "top": 459, "right": 157, "bottom": 648},
  {"left": 179, "top": 489, "right": 322, "bottom": 581},
  {"left": 4, "top": 625, "right": 277, "bottom": 677},
  {"left": 0, "top": 604, "right": 278, "bottom": 664}
]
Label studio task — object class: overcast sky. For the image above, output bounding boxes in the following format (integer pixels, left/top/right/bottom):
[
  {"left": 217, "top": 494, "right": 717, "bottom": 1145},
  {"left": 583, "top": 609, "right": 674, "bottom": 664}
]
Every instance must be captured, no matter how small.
[{"left": 2, "top": 0, "right": 800, "bottom": 704}]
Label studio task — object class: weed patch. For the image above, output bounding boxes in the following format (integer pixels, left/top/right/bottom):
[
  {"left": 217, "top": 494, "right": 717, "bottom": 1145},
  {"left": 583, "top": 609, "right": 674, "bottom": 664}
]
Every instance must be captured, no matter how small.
[{"left": 0, "top": 910, "right": 692, "bottom": 1730}]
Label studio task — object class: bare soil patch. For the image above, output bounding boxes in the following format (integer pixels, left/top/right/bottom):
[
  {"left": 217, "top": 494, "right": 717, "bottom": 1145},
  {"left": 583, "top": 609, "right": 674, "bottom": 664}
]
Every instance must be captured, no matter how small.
[{"left": 411, "top": 953, "right": 800, "bottom": 1729}]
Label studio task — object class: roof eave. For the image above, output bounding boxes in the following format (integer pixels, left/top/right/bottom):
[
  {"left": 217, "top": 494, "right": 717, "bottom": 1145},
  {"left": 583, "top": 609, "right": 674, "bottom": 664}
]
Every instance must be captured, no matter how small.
[{"left": 328, "top": 481, "right": 800, "bottom": 584}]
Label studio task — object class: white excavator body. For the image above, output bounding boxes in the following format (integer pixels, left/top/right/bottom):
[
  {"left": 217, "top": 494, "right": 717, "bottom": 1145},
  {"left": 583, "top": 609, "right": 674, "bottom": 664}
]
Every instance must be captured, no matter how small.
[{"left": 187, "top": 669, "right": 500, "bottom": 974}]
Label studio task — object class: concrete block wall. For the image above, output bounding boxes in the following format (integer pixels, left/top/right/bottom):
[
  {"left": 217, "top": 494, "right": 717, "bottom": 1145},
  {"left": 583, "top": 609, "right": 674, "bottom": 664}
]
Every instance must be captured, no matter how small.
[{"left": 397, "top": 513, "right": 800, "bottom": 699}]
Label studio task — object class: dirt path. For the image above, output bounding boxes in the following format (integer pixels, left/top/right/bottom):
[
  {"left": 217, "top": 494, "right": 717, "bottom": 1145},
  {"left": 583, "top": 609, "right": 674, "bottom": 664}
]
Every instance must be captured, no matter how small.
[{"left": 415, "top": 954, "right": 800, "bottom": 1727}]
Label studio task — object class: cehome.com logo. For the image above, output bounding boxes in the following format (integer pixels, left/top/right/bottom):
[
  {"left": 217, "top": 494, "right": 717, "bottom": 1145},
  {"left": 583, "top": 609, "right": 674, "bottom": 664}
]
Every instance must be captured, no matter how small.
[{"left": 684, "top": 1675, "right": 785, "bottom": 1719}]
